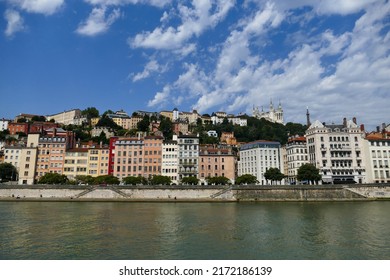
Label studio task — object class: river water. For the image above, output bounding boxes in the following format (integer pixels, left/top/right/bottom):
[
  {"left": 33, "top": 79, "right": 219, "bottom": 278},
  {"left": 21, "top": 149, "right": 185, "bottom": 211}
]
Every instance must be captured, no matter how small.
[{"left": 0, "top": 201, "right": 389, "bottom": 260}]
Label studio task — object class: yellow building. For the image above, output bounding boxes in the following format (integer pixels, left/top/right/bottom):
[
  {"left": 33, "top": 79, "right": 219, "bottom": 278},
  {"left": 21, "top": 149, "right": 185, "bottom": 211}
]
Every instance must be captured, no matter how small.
[
  {"left": 91, "top": 117, "right": 100, "bottom": 127},
  {"left": 63, "top": 148, "right": 89, "bottom": 180},
  {"left": 87, "top": 147, "right": 110, "bottom": 177}
]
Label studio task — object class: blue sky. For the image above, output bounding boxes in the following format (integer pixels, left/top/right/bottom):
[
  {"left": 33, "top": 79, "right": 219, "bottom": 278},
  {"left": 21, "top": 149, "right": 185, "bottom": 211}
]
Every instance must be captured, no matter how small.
[{"left": 0, "top": 0, "right": 389, "bottom": 130}]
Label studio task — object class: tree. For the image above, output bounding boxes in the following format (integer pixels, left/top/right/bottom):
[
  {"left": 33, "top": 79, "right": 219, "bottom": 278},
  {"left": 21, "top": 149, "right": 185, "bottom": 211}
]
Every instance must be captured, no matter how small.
[
  {"left": 264, "top": 167, "right": 285, "bottom": 185},
  {"left": 75, "top": 175, "right": 94, "bottom": 185},
  {"left": 82, "top": 107, "right": 99, "bottom": 119},
  {"left": 96, "top": 115, "right": 121, "bottom": 130},
  {"left": 38, "top": 173, "right": 69, "bottom": 184},
  {"left": 149, "top": 175, "right": 172, "bottom": 185},
  {"left": 93, "top": 175, "right": 120, "bottom": 185},
  {"left": 122, "top": 176, "right": 147, "bottom": 185},
  {"left": 31, "top": 115, "right": 46, "bottom": 122},
  {"left": 137, "top": 115, "right": 150, "bottom": 132},
  {"left": 0, "top": 163, "right": 18, "bottom": 181},
  {"left": 206, "top": 176, "right": 230, "bottom": 185},
  {"left": 159, "top": 117, "right": 173, "bottom": 139},
  {"left": 297, "top": 164, "right": 322, "bottom": 184},
  {"left": 181, "top": 176, "right": 199, "bottom": 185},
  {"left": 17, "top": 117, "right": 27, "bottom": 123},
  {"left": 235, "top": 174, "right": 258, "bottom": 185}
]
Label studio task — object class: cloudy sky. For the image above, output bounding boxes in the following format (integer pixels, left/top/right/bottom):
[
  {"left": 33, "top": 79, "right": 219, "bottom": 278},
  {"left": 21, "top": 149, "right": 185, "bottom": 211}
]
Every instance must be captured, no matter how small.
[{"left": 1, "top": 0, "right": 389, "bottom": 130}]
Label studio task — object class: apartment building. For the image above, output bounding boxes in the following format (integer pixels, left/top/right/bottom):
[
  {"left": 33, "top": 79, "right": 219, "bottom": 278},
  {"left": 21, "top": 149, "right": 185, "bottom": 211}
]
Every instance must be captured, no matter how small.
[
  {"left": 285, "top": 136, "right": 308, "bottom": 184},
  {"left": 238, "top": 140, "right": 283, "bottom": 185},
  {"left": 112, "top": 137, "right": 145, "bottom": 180},
  {"left": 63, "top": 148, "right": 88, "bottom": 180},
  {"left": 176, "top": 135, "right": 199, "bottom": 181},
  {"left": 8, "top": 122, "right": 29, "bottom": 135},
  {"left": 198, "top": 145, "right": 236, "bottom": 184},
  {"left": 87, "top": 146, "right": 110, "bottom": 177},
  {"left": 162, "top": 140, "right": 178, "bottom": 183},
  {"left": 0, "top": 118, "right": 10, "bottom": 131},
  {"left": 364, "top": 132, "right": 390, "bottom": 183},
  {"left": 143, "top": 136, "right": 163, "bottom": 179},
  {"left": 18, "top": 134, "right": 39, "bottom": 184},
  {"left": 35, "top": 128, "right": 75, "bottom": 180},
  {"left": 46, "top": 109, "right": 82, "bottom": 125},
  {"left": 305, "top": 118, "right": 366, "bottom": 184}
]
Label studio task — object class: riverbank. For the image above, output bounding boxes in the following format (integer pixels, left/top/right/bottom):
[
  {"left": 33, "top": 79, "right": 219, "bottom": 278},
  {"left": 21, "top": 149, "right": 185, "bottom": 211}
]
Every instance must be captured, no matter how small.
[{"left": 0, "top": 183, "right": 390, "bottom": 202}]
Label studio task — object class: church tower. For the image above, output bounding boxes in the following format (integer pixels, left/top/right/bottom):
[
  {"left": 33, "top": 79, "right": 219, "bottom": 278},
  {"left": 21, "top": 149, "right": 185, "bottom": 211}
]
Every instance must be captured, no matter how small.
[{"left": 306, "top": 107, "right": 311, "bottom": 127}]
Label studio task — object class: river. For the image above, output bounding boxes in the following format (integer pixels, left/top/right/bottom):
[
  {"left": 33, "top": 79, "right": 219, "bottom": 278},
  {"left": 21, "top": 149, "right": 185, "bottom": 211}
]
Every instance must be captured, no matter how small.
[{"left": 0, "top": 201, "right": 389, "bottom": 259}]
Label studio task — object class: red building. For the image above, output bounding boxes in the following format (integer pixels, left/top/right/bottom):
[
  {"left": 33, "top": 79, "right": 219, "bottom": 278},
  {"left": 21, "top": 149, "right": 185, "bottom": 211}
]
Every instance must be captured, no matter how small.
[{"left": 8, "top": 122, "right": 29, "bottom": 135}]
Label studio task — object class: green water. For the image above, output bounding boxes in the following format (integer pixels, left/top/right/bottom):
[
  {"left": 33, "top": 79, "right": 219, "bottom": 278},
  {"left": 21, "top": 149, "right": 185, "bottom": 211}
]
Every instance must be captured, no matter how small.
[{"left": 0, "top": 201, "right": 389, "bottom": 259}]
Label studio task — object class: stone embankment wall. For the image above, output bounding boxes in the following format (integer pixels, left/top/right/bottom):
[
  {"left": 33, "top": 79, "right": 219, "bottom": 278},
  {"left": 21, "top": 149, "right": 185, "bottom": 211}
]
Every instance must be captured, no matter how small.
[{"left": 0, "top": 184, "right": 389, "bottom": 201}]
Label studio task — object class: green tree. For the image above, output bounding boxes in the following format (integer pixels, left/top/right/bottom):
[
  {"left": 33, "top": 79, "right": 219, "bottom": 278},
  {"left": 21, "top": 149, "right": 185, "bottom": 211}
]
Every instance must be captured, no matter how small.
[
  {"left": 235, "top": 174, "right": 258, "bottom": 185},
  {"left": 264, "top": 167, "right": 285, "bottom": 184},
  {"left": 181, "top": 176, "right": 199, "bottom": 185},
  {"left": 93, "top": 175, "right": 120, "bottom": 185},
  {"left": 122, "top": 176, "right": 147, "bottom": 185},
  {"left": 31, "top": 115, "right": 46, "bottom": 122},
  {"left": 159, "top": 117, "right": 173, "bottom": 139},
  {"left": 75, "top": 175, "right": 95, "bottom": 185},
  {"left": 297, "top": 164, "right": 322, "bottom": 184},
  {"left": 82, "top": 107, "right": 100, "bottom": 119},
  {"left": 38, "top": 173, "right": 69, "bottom": 184},
  {"left": 17, "top": 117, "right": 27, "bottom": 123},
  {"left": 206, "top": 176, "right": 230, "bottom": 185},
  {"left": 137, "top": 115, "right": 150, "bottom": 132},
  {"left": 149, "top": 175, "right": 172, "bottom": 185},
  {"left": 0, "top": 163, "right": 18, "bottom": 181},
  {"left": 96, "top": 115, "right": 121, "bottom": 129}
]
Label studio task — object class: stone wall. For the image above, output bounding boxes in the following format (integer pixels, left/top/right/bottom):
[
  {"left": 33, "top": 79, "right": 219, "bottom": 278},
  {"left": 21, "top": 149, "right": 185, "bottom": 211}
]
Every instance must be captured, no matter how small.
[{"left": 0, "top": 184, "right": 389, "bottom": 201}]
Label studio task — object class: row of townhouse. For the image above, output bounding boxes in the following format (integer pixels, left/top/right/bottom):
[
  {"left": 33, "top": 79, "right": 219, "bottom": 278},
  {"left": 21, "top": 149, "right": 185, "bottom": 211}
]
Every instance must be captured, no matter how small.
[
  {"left": 283, "top": 118, "right": 390, "bottom": 184},
  {"left": 3, "top": 117, "right": 389, "bottom": 185}
]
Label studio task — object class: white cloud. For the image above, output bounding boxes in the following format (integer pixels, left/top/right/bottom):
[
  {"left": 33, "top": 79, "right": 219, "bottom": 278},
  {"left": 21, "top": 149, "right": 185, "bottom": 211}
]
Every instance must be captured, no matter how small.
[
  {"left": 132, "top": 59, "right": 168, "bottom": 82},
  {"left": 146, "top": 0, "right": 390, "bottom": 128},
  {"left": 4, "top": 9, "right": 24, "bottom": 37},
  {"left": 8, "top": 0, "right": 64, "bottom": 15},
  {"left": 76, "top": 6, "right": 121, "bottom": 36},
  {"left": 83, "top": 0, "right": 171, "bottom": 8},
  {"left": 147, "top": 85, "right": 170, "bottom": 108},
  {"left": 130, "top": 0, "right": 235, "bottom": 51}
]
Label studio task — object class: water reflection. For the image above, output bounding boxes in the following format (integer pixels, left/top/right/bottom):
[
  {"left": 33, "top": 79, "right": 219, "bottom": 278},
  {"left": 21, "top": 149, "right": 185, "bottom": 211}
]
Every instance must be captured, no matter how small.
[{"left": 0, "top": 201, "right": 389, "bottom": 259}]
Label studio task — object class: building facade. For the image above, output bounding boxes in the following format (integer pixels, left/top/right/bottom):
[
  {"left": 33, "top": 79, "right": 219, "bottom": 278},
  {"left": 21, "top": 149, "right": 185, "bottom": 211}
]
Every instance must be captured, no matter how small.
[
  {"left": 176, "top": 135, "right": 199, "bottom": 181},
  {"left": 161, "top": 140, "right": 178, "bottom": 184},
  {"left": 252, "top": 101, "right": 284, "bottom": 124},
  {"left": 238, "top": 140, "right": 283, "bottom": 185},
  {"left": 198, "top": 145, "right": 236, "bottom": 184},
  {"left": 285, "top": 136, "right": 308, "bottom": 184},
  {"left": 364, "top": 132, "right": 390, "bottom": 183},
  {"left": 305, "top": 118, "right": 366, "bottom": 184}
]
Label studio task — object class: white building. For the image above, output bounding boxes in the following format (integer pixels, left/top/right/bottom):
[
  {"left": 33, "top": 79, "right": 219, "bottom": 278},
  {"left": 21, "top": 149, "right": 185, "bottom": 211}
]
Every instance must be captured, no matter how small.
[
  {"left": 363, "top": 132, "right": 390, "bottom": 183},
  {"left": 18, "top": 134, "right": 39, "bottom": 185},
  {"left": 211, "top": 113, "right": 247, "bottom": 126},
  {"left": 0, "top": 118, "right": 10, "bottom": 131},
  {"left": 207, "top": 130, "right": 218, "bottom": 137},
  {"left": 238, "top": 140, "right": 284, "bottom": 185},
  {"left": 253, "top": 101, "right": 284, "bottom": 124},
  {"left": 285, "top": 136, "right": 308, "bottom": 184},
  {"left": 46, "top": 109, "right": 82, "bottom": 125},
  {"left": 175, "top": 134, "right": 199, "bottom": 181},
  {"left": 305, "top": 118, "right": 367, "bottom": 184},
  {"left": 162, "top": 140, "right": 178, "bottom": 184}
]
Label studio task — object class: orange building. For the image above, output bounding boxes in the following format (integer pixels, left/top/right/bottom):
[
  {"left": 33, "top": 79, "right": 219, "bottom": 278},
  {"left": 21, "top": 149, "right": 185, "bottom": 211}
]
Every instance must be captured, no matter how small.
[
  {"left": 198, "top": 145, "right": 237, "bottom": 184},
  {"left": 8, "top": 122, "right": 29, "bottom": 135},
  {"left": 143, "top": 136, "right": 163, "bottom": 178}
]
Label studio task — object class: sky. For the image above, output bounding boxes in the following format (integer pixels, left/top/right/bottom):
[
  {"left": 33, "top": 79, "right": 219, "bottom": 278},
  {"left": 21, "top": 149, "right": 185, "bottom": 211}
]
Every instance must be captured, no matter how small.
[{"left": 0, "top": 0, "right": 389, "bottom": 130}]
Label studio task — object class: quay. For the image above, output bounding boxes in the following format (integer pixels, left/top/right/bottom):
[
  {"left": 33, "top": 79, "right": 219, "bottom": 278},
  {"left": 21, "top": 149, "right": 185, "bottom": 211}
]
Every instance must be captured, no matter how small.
[{"left": 0, "top": 184, "right": 389, "bottom": 202}]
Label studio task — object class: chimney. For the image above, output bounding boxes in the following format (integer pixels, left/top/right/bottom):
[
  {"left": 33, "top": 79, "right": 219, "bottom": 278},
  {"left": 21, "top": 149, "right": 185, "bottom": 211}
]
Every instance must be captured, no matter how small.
[
  {"left": 360, "top": 124, "right": 365, "bottom": 132},
  {"left": 353, "top": 117, "right": 357, "bottom": 124},
  {"left": 376, "top": 126, "right": 380, "bottom": 132},
  {"left": 343, "top": 117, "right": 347, "bottom": 127}
]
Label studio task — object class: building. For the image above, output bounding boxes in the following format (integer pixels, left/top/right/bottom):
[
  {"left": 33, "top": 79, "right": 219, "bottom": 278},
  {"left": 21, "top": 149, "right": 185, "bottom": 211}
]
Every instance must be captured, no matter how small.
[
  {"left": 179, "top": 110, "right": 200, "bottom": 124},
  {"left": 162, "top": 140, "right": 178, "bottom": 184},
  {"left": 87, "top": 145, "right": 110, "bottom": 177},
  {"left": 253, "top": 101, "right": 284, "bottom": 124},
  {"left": 63, "top": 148, "right": 89, "bottom": 180},
  {"left": 35, "top": 128, "right": 75, "bottom": 180},
  {"left": 207, "top": 130, "right": 218, "bottom": 137},
  {"left": 8, "top": 122, "right": 29, "bottom": 135},
  {"left": 364, "top": 131, "right": 390, "bottom": 183},
  {"left": 14, "top": 113, "right": 39, "bottom": 122},
  {"left": 46, "top": 109, "right": 82, "bottom": 125},
  {"left": 238, "top": 140, "right": 283, "bottom": 185},
  {"left": 285, "top": 136, "right": 308, "bottom": 184},
  {"left": 143, "top": 136, "right": 163, "bottom": 179},
  {"left": 220, "top": 132, "right": 237, "bottom": 145},
  {"left": 91, "top": 117, "right": 100, "bottom": 127},
  {"left": 17, "top": 134, "right": 39, "bottom": 184},
  {"left": 91, "top": 127, "right": 114, "bottom": 138},
  {"left": 176, "top": 135, "right": 199, "bottom": 181},
  {"left": 0, "top": 118, "right": 10, "bottom": 131},
  {"left": 305, "top": 118, "right": 366, "bottom": 184},
  {"left": 173, "top": 121, "right": 189, "bottom": 135},
  {"left": 160, "top": 110, "right": 173, "bottom": 121},
  {"left": 198, "top": 145, "right": 236, "bottom": 184},
  {"left": 211, "top": 112, "right": 247, "bottom": 126},
  {"left": 29, "top": 122, "right": 59, "bottom": 134}
]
